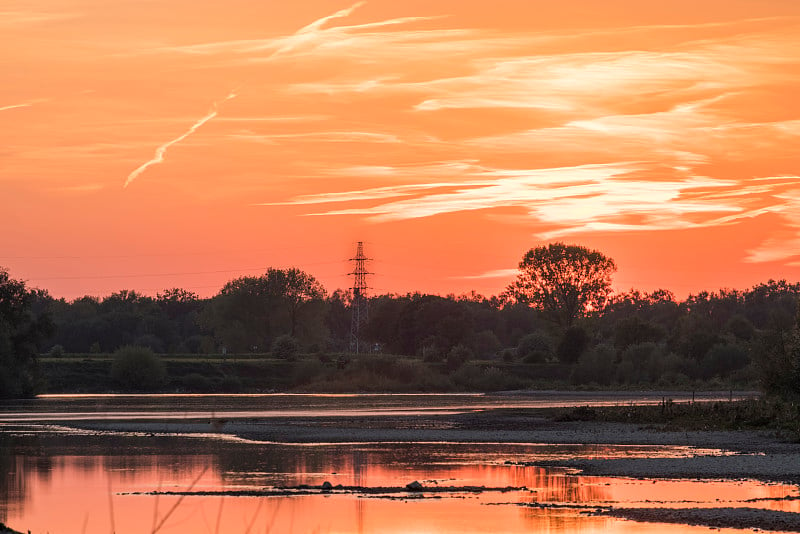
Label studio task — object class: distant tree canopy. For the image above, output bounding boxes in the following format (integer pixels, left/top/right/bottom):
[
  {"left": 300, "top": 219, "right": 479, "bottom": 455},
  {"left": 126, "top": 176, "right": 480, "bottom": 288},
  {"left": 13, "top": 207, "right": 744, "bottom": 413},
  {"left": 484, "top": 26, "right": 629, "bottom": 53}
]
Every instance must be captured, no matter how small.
[
  {"left": 11, "top": 248, "right": 800, "bottom": 395},
  {"left": 199, "top": 267, "right": 327, "bottom": 352},
  {"left": 505, "top": 243, "right": 617, "bottom": 327},
  {"left": 0, "top": 268, "right": 52, "bottom": 398}
]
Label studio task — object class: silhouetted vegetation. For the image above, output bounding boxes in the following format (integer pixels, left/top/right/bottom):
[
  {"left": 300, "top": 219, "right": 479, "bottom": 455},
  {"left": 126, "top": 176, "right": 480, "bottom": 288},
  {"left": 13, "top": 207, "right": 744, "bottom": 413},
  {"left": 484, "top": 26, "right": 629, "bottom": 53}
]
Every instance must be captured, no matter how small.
[
  {"left": 1, "top": 245, "right": 799, "bottom": 397},
  {"left": 110, "top": 345, "right": 166, "bottom": 391},
  {"left": 0, "top": 269, "right": 52, "bottom": 398},
  {"left": 552, "top": 396, "right": 800, "bottom": 440}
]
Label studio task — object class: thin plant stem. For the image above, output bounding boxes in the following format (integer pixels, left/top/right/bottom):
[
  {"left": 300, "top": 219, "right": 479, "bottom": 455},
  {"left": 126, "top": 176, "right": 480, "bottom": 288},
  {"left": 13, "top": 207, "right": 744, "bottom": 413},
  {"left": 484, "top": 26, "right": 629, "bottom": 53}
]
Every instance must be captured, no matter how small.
[
  {"left": 151, "top": 465, "right": 209, "bottom": 534},
  {"left": 214, "top": 496, "right": 225, "bottom": 534}
]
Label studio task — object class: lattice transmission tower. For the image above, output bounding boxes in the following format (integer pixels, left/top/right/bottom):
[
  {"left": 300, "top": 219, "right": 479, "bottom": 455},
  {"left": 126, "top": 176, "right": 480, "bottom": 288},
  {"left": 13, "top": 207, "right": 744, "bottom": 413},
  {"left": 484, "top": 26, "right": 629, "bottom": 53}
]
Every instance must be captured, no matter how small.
[{"left": 349, "top": 241, "right": 372, "bottom": 354}]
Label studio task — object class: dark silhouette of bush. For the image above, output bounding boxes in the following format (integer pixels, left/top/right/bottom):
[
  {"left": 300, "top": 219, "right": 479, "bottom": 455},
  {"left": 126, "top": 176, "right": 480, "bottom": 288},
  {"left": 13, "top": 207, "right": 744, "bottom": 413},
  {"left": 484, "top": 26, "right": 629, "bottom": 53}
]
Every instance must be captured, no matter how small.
[
  {"left": 272, "top": 335, "right": 299, "bottom": 360},
  {"left": 613, "top": 316, "right": 666, "bottom": 350},
  {"left": 726, "top": 314, "right": 755, "bottom": 341},
  {"left": 557, "top": 325, "right": 590, "bottom": 363},
  {"left": 700, "top": 343, "right": 749, "bottom": 379},
  {"left": 110, "top": 345, "right": 166, "bottom": 391},
  {"left": 571, "top": 343, "right": 615, "bottom": 385},
  {"left": 181, "top": 372, "right": 214, "bottom": 392},
  {"left": 445, "top": 344, "right": 472, "bottom": 371},
  {"left": 517, "top": 332, "right": 554, "bottom": 363}
]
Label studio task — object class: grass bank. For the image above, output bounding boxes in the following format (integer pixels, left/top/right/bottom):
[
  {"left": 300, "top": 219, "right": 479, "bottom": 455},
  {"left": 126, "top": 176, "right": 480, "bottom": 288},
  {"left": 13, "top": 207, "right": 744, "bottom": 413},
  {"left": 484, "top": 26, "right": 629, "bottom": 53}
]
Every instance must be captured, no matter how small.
[
  {"left": 38, "top": 352, "right": 756, "bottom": 394},
  {"left": 550, "top": 397, "right": 800, "bottom": 440}
]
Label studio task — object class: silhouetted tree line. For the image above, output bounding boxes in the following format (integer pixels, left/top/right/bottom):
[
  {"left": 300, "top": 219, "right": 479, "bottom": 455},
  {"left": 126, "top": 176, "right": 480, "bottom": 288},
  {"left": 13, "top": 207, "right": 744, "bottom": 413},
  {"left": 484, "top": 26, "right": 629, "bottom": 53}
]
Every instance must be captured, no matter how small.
[{"left": 2, "top": 244, "right": 800, "bottom": 397}]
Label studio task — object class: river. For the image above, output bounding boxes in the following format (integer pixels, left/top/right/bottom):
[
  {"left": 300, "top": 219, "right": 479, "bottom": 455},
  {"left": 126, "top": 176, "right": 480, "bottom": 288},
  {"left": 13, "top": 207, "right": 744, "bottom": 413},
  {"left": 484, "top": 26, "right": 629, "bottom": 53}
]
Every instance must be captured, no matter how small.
[{"left": 2, "top": 392, "right": 795, "bottom": 534}]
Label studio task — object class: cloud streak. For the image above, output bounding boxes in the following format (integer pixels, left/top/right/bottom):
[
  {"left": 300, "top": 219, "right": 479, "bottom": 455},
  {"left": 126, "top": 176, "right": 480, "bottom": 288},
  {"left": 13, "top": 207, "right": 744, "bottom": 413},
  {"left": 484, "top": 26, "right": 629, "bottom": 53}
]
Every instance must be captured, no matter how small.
[
  {"left": 270, "top": 161, "right": 746, "bottom": 233},
  {"left": 0, "top": 99, "right": 46, "bottom": 112},
  {"left": 123, "top": 92, "right": 236, "bottom": 188}
]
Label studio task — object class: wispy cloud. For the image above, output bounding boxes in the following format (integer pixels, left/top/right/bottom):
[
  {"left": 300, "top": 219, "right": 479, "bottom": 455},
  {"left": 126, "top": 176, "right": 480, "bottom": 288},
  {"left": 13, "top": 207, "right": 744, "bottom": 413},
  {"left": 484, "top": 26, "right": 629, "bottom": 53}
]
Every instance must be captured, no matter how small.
[
  {"left": 123, "top": 92, "right": 236, "bottom": 188},
  {"left": 0, "top": 11, "right": 77, "bottom": 26},
  {"left": 455, "top": 268, "right": 518, "bottom": 280},
  {"left": 744, "top": 186, "right": 800, "bottom": 263},
  {"left": 230, "top": 131, "right": 401, "bottom": 144},
  {"left": 269, "top": 161, "right": 746, "bottom": 236},
  {"left": 148, "top": 3, "right": 446, "bottom": 60}
]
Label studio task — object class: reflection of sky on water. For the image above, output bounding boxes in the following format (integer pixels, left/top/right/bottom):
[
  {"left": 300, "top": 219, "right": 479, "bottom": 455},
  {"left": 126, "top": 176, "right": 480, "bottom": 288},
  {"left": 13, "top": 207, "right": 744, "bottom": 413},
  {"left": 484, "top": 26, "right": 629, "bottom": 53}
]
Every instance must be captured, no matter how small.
[
  {"left": 0, "top": 425, "right": 797, "bottom": 534},
  {"left": 0, "top": 392, "right": 756, "bottom": 422}
]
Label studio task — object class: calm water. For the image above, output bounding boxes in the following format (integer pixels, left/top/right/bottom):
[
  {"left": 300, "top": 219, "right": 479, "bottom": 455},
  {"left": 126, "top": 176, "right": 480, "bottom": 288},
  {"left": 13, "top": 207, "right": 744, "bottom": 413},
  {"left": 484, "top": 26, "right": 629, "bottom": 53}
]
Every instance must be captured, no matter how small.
[
  {"left": 0, "top": 391, "right": 754, "bottom": 422},
  {"left": 1, "top": 392, "right": 789, "bottom": 534}
]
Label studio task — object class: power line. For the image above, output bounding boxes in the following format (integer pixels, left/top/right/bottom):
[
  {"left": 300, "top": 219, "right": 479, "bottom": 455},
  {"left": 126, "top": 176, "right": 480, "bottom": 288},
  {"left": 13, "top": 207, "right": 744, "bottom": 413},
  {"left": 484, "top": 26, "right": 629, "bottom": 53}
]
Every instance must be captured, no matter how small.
[{"left": 21, "top": 260, "right": 348, "bottom": 281}]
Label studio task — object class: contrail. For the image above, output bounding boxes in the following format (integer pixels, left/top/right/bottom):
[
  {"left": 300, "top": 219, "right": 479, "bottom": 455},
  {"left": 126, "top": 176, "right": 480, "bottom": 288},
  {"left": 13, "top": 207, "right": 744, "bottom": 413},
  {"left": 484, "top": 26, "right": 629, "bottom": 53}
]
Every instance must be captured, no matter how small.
[
  {"left": 123, "top": 3, "right": 364, "bottom": 188},
  {"left": 0, "top": 100, "right": 42, "bottom": 112},
  {"left": 123, "top": 91, "right": 236, "bottom": 188}
]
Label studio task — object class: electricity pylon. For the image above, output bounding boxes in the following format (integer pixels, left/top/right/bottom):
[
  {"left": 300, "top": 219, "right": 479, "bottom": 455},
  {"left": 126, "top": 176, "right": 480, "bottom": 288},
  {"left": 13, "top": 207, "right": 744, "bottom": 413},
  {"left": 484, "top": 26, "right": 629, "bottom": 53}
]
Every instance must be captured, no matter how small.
[{"left": 349, "top": 242, "right": 371, "bottom": 354}]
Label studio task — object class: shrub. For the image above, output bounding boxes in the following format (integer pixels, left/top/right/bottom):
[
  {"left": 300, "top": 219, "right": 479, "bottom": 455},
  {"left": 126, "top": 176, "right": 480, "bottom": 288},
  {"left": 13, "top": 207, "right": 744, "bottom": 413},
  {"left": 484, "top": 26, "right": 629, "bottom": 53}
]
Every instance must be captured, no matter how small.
[
  {"left": 469, "top": 330, "right": 502, "bottom": 359},
  {"left": 133, "top": 334, "right": 165, "bottom": 354},
  {"left": 181, "top": 372, "right": 214, "bottom": 392},
  {"left": 726, "top": 315, "right": 755, "bottom": 341},
  {"left": 571, "top": 343, "right": 616, "bottom": 385},
  {"left": 420, "top": 335, "right": 444, "bottom": 362},
  {"left": 700, "top": 343, "right": 750, "bottom": 379},
  {"left": 556, "top": 325, "right": 590, "bottom": 364},
  {"left": 272, "top": 335, "right": 299, "bottom": 360},
  {"left": 445, "top": 344, "right": 472, "bottom": 372},
  {"left": 517, "top": 332, "right": 554, "bottom": 363},
  {"left": 48, "top": 344, "right": 65, "bottom": 358},
  {"left": 110, "top": 346, "right": 166, "bottom": 391},
  {"left": 500, "top": 348, "right": 516, "bottom": 362}
]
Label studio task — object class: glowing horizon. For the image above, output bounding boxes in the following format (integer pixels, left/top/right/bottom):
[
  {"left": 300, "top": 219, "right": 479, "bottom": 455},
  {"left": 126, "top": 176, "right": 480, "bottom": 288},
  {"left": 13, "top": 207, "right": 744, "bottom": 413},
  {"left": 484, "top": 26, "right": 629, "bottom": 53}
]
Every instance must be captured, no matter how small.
[{"left": 2, "top": 0, "right": 799, "bottom": 300}]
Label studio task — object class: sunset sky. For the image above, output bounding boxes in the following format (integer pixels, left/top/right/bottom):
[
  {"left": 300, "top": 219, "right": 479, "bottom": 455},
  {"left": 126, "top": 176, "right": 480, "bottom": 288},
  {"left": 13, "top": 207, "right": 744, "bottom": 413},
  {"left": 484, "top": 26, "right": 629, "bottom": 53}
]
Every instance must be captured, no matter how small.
[{"left": 2, "top": 0, "right": 799, "bottom": 300}]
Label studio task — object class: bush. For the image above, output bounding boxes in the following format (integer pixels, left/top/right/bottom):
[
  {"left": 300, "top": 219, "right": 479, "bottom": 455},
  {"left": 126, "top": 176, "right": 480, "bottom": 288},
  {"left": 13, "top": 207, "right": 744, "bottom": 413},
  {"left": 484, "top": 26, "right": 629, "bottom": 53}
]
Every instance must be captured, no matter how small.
[
  {"left": 469, "top": 330, "right": 502, "bottom": 359},
  {"left": 557, "top": 325, "right": 590, "bottom": 364},
  {"left": 517, "top": 332, "right": 554, "bottom": 363},
  {"left": 48, "top": 344, "right": 65, "bottom": 358},
  {"left": 110, "top": 346, "right": 166, "bottom": 391},
  {"left": 420, "top": 335, "right": 444, "bottom": 362},
  {"left": 272, "top": 335, "right": 299, "bottom": 360},
  {"left": 571, "top": 343, "right": 615, "bottom": 385},
  {"left": 133, "top": 334, "right": 165, "bottom": 354},
  {"left": 445, "top": 344, "right": 472, "bottom": 372},
  {"left": 700, "top": 343, "right": 750, "bottom": 379},
  {"left": 500, "top": 348, "right": 516, "bottom": 362},
  {"left": 726, "top": 315, "right": 755, "bottom": 341},
  {"left": 181, "top": 372, "right": 214, "bottom": 392}
]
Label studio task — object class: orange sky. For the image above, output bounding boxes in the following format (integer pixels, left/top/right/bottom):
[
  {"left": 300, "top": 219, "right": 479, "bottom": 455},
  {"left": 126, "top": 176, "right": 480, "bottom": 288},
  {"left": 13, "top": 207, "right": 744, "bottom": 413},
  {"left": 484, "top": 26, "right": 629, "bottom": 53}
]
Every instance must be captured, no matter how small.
[{"left": 2, "top": 0, "right": 800, "bottom": 300}]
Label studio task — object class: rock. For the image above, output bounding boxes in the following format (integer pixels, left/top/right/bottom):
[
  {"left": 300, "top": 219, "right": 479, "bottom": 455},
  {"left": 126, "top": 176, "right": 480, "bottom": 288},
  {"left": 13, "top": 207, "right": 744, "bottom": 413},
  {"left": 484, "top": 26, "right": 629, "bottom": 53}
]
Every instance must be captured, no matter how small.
[
  {"left": 406, "top": 481, "right": 423, "bottom": 491},
  {"left": 321, "top": 481, "right": 333, "bottom": 491}
]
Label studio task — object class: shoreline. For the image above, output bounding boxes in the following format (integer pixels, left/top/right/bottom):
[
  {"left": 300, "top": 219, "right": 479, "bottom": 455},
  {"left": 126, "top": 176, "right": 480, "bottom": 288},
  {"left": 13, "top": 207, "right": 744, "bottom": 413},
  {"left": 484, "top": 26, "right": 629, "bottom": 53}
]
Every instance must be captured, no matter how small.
[{"left": 57, "top": 406, "right": 800, "bottom": 484}]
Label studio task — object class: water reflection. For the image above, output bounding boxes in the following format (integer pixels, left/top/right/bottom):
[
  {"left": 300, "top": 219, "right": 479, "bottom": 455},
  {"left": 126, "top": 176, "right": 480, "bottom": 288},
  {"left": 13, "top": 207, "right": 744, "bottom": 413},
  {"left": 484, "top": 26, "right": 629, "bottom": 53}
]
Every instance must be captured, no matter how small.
[
  {"left": 0, "top": 391, "right": 756, "bottom": 422},
  {"left": 1, "top": 425, "right": 797, "bottom": 534}
]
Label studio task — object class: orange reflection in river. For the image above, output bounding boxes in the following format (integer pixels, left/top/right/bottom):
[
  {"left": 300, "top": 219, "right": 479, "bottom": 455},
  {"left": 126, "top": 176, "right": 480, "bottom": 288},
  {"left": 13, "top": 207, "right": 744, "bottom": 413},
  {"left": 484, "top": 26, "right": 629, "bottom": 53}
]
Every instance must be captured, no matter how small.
[{"left": 3, "top": 446, "right": 799, "bottom": 534}]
